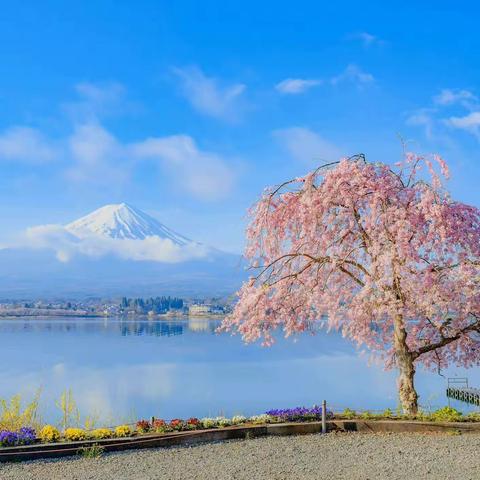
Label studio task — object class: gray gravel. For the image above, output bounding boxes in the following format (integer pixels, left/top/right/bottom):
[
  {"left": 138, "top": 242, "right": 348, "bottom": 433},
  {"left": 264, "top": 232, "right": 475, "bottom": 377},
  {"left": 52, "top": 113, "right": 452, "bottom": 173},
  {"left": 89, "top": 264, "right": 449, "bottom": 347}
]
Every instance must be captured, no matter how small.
[{"left": 1, "top": 432, "right": 480, "bottom": 480}]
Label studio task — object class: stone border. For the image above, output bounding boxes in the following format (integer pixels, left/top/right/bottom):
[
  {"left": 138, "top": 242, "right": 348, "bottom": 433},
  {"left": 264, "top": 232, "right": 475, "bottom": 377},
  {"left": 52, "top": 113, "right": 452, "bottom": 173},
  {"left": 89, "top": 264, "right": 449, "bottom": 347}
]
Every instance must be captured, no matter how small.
[{"left": 1, "top": 420, "right": 480, "bottom": 463}]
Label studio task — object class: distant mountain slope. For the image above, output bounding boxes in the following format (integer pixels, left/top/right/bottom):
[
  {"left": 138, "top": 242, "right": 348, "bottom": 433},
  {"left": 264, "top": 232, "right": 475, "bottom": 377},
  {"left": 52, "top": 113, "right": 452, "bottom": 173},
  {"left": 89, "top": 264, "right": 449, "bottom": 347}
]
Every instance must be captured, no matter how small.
[
  {"left": 66, "top": 203, "right": 190, "bottom": 244},
  {"left": 0, "top": 204, "right": 246, "bottom": 299}
]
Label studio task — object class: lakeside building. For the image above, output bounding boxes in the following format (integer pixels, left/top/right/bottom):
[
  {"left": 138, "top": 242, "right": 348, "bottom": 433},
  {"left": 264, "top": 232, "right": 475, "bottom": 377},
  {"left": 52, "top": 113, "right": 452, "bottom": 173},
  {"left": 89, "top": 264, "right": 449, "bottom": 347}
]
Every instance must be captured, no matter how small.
[
  {"left": 188, "top": 304, "right": 226, "bottom": 316},
  {"left": 188, "top": 304, "right": 212, "bottom": 315}
]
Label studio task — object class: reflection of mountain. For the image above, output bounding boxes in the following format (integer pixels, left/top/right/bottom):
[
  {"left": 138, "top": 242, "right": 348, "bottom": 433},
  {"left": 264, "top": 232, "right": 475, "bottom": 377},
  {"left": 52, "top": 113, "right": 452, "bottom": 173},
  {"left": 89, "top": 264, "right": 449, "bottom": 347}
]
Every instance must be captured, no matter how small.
[{"left": 0, "top": 203, "right": 246, "bottom": 298}]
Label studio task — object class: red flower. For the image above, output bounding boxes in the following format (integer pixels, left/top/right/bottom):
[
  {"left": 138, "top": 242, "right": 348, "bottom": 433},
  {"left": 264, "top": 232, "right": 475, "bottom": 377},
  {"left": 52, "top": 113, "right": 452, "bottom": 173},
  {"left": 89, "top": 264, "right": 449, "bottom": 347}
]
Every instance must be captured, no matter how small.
[
  {"left": 169, "top": 419, "right": 184, "bottom": 430},
  {"left": 136, "top": 420, "right": 151, "bottom": 433}
]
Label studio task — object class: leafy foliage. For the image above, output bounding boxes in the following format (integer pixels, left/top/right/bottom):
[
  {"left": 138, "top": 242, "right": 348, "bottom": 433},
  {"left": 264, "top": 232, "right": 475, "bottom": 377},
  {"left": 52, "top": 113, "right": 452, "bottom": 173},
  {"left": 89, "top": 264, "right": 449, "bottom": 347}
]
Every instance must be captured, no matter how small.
[
  {"left": 0, "top": 391, "right": 41, "bottom": 431},
  {"left": 78, "top": 443, "right": 104, "bottom": 458},
  {"left": 56, "top": 389, "right": 79, "bottom": 431},
  {"left": 430, "top": 407, "right": 463, "bottom": 422},
  {"left": 120, "top": 296, "right": 184, "bottom": 313}
]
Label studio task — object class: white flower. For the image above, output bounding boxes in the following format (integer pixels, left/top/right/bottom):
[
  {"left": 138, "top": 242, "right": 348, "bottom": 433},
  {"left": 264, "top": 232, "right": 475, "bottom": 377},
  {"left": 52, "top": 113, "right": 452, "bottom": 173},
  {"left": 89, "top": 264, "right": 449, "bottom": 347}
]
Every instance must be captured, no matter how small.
[
  {"left": 201, "top": 417, "right": 216, "bottom": 428},
  {"left": 231, "top": 415, "right": 247, "bottom": 425},
  {"left": 248, "top": 414, "right": 273, "bottom": 424},
  {"left": 215, "top": 416, "right": 231, "bottom": 427}
]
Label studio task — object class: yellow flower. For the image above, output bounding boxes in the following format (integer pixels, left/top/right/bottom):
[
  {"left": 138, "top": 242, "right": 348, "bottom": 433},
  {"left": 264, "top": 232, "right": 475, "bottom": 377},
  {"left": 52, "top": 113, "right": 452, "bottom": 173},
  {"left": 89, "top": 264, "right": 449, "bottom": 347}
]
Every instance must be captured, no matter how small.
[
  {"left": 64, "top": 427, "right": 86, "bottom": 441},
  {"left": 114, "top": 425, "right": 132, "bottom": 437},
  {"left": 90, "top": 428, "right": 113, "bottom": 439},
  {"left": 39, "top": 425, "right": 60, "bottom": 443}
]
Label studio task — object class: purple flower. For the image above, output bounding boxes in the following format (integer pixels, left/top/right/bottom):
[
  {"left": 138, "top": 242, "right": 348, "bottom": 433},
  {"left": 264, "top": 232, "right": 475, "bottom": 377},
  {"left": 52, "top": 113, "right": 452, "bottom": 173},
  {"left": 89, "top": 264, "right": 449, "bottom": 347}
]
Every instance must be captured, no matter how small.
[
  {"left": 265, "top": 405, "right": 333, "bottom": 422},
  {"left": 18, "top": 427, "right": 36, "bottom": 445},
  {"left": 0, "top": 427, "right": 36, "bottom": 447},
  {"left": 0, "top": 430, "right": 19, "bottom": 447}
]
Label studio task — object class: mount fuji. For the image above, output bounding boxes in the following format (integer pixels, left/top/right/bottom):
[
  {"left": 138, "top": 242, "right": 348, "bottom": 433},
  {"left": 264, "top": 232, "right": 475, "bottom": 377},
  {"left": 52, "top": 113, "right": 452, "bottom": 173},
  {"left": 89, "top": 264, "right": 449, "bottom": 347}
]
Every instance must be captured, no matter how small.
[
  {"left": 65, "top": 203, "right": 191, "bottom": 244},
  {"left": 0, "top": 204, "right": 245, "bottom": 298}
]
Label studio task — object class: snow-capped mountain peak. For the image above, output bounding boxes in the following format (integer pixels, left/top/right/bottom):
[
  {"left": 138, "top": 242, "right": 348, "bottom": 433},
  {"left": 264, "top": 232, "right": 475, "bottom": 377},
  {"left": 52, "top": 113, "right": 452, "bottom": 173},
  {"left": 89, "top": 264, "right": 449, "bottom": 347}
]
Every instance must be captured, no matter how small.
[{"left": 65, "top": 203, "right": 191, "bottom": 245}]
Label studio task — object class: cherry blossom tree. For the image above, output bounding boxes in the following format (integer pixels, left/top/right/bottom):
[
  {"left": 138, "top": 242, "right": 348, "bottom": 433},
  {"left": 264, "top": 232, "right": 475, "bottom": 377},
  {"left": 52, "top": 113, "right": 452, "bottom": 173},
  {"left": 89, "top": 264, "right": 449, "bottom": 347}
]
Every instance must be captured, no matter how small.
[{"left": 222, "top": 153, "right": 480, "bottom": 414}]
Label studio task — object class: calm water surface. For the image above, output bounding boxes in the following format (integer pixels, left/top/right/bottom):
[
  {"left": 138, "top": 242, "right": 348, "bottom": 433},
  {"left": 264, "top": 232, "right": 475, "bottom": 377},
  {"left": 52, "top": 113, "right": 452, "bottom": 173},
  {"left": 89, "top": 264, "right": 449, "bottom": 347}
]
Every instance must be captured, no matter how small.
[{"left": 1, "top": 317, "right": 478, "bottom": 424}]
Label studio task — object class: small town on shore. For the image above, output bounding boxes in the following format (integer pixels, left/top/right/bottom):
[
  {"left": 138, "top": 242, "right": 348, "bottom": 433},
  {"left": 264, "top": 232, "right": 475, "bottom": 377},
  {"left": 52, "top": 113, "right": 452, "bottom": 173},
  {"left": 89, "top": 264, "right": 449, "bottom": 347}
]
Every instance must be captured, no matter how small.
[{"left": 0, "top": 296, "right": 230, "bottom": 318}]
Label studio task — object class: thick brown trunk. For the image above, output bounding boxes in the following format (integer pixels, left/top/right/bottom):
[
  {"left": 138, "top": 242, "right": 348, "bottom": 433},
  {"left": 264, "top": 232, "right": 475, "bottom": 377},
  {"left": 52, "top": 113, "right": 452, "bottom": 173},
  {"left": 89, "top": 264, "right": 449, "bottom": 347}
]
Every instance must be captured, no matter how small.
[{"left": 394, "top": 314, "right": 418, "bottom": 415}]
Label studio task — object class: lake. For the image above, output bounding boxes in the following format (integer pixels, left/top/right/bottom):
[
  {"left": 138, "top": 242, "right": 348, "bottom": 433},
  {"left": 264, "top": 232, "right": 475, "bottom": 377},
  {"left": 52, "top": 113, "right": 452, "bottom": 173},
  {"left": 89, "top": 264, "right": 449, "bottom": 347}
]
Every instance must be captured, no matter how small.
[{"left": 1, "top": 317, "right": 478, "bottom": 425}]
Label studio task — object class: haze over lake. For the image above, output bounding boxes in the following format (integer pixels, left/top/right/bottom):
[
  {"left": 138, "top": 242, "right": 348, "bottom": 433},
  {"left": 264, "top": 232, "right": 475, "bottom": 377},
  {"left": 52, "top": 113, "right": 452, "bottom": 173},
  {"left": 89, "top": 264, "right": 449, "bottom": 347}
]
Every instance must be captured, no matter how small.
[{"left": 1, "top": 317, "right": 478, "bottom": 424}]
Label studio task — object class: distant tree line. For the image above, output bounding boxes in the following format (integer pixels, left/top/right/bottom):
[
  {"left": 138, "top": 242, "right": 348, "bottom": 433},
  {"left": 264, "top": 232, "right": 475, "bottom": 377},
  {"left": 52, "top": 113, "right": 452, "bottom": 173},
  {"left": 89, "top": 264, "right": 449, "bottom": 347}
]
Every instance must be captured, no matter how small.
[{"left": 120, "top": 296, "right": 184, "bottom": 314}]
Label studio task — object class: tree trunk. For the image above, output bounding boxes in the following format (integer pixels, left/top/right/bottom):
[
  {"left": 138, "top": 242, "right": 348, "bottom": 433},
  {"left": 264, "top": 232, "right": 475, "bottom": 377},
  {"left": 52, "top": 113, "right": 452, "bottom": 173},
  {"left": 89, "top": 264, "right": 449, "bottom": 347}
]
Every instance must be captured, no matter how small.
[{"left": 394, "top": 314, "right": 418, "bottom": 415}]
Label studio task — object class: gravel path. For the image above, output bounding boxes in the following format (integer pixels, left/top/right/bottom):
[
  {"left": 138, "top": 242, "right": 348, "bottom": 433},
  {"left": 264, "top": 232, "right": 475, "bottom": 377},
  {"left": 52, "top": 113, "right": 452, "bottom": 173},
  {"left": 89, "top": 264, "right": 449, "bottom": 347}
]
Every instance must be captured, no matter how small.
[{"left": 1, "top": 432, "right": 479, "bottom": 480}]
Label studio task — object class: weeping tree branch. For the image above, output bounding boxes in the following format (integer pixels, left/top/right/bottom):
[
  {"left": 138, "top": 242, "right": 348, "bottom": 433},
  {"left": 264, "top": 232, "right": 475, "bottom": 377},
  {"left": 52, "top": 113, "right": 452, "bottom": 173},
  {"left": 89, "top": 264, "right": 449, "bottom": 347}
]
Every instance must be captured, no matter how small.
[{"left": 413, "top": 314, "right": 480, "bottom": 359}]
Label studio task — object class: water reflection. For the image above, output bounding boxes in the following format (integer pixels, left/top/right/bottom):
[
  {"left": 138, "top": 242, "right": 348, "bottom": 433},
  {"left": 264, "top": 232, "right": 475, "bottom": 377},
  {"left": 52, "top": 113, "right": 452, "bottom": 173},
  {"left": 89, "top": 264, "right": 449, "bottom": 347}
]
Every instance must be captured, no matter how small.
[
  {"left": 0, "top": 317, "right": 218, "bottom": 337},
  {"left": 0, "top": 317, "right": 478, "bottom": 424}
]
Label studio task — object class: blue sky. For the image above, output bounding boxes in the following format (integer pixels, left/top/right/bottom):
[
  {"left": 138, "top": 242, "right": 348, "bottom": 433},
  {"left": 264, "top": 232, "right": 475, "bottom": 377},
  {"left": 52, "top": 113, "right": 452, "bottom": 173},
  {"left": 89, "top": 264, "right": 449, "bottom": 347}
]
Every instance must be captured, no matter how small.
[{"left": 0, "top": 1, "right": 479, "bottom": 253}]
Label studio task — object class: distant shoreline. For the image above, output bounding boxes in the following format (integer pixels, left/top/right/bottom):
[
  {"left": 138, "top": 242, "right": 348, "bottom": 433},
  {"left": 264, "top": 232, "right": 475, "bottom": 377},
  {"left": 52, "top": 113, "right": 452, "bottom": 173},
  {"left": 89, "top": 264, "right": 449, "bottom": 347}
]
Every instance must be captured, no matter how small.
[{"left": 0, "top": 309, "right": 225, "bottom": 319}]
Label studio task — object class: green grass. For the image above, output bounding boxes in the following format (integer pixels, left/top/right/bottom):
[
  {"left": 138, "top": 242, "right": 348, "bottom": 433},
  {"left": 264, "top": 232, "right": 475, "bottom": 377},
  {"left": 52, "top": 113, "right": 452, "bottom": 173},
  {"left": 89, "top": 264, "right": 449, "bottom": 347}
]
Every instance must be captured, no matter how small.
[{"left": 77, "top": 443, "right": 105, "bottom": 458}]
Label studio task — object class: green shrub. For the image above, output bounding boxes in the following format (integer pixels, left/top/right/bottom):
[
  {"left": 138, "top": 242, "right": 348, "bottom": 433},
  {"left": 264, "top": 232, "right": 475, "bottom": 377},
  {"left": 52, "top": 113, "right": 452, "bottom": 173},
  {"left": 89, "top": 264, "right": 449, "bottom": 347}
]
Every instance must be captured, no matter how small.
[
  {"left": 430, "top": 407, "right": 463, "bottom": 422},
  {"left": 360, "top": 410, "right": 375, "bottom": 420},
  {"left": 341, "top": 408, "right": 356, "bottom": 419},
  {"left": 78, "top": 443, "right": 104, "bottom": 458},
  {"left": 465, "top": 412, "right": 480, "bottom": 422},
  {"left": 413, "top": 411, "right": 431, "bottom": 422},
  {"left": 381, "top": 408, "right": 393, "bottom": 419}
]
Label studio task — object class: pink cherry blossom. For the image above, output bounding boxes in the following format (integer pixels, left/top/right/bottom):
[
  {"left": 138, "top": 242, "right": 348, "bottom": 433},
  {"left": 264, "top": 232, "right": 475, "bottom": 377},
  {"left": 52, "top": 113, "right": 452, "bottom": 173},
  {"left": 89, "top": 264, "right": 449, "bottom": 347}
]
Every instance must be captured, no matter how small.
[{"left": 221, "top": 153, "right": 480, "bottom": 414}]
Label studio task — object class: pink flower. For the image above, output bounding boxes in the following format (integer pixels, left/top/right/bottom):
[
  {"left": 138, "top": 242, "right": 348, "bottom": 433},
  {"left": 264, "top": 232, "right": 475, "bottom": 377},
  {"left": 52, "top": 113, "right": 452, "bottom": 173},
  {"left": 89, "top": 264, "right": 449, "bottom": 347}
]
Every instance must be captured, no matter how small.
[{"left": 221, "top": 152, "right": 480, "bottom": 414}]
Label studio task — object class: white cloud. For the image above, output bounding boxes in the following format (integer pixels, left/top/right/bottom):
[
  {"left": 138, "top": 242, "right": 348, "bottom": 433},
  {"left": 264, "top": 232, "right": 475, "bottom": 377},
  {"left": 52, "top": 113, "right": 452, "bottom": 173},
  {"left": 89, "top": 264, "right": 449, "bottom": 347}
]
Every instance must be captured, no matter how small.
[
  {"left": 75, "top": 82, "right": 126, "bottom": 105},
  {"left": 132, "top": 134, "right": 235, "bottom": 200},
  {"left": 0, "top": 127, "right": 57, "bottom": 164},
  {"left": 407, "top": 88, "right": 480, "bottom": 141},
  {"left": 444, "top": 111, "right": 480, "bottom": 138},
  {"left": 51, "top": 122, "right": 235, "bottom": 200},
  {"left": 276, "top": 65, "right": 374, "bottom": 94},
  {"left": 406, "top": 109, "right": 436, "bottom": 139},
  {"left": 275, "top": 78, "right": 322, "bottom": 94},
  {"left": 350, "top": 32, "right": 384, "bottom": 47},
  {"left": 274, "top": 127, "right": 342, "bottom": 165},
  {"left": 1, "top": 83, "right": 236, "bottom": 200},
  {"left": 433, "top": 89, "right": 477, "bottom": 107},
  {"left": 65, "top": 123, "right": 129, "bottom": 185},
  {"left": 172, "top": 66, "right": 246, "bottom": 120},
  {"left": 63, "top": 81, "right": 128, "bottom": 121},
  {"left": 24, "top": 223, "right": 210, "bottom": 263},
  {"left": 331, "top": 64, "right": 374, "bottom": 86}
]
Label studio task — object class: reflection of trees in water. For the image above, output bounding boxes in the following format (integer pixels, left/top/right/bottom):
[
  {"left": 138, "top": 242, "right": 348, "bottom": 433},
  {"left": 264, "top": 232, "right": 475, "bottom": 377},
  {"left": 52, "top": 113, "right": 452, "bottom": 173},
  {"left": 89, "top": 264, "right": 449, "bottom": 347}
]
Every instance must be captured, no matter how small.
[
  {"left": 187, "top": 319, "right": 212, "bottom": 332},
  {"left": 120, "top": 322, "right": 184, "bottom": 337},
  {"left": 0, "top": 318, "right": 220, "bottom": 337}
]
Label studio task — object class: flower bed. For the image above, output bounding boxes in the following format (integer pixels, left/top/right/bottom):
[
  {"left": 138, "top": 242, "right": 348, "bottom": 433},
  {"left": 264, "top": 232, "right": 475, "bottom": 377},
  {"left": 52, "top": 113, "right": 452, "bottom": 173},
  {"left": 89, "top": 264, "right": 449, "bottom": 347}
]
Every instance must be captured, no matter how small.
[
  {"left": 266, "top": 406, "right": 333, "bottom": 422},
  {"left": 1, "top": 405, "right": 479, "bottom": 452},
  {"left": 0, "top": 405, "right": 320, "bottom": 449}
]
